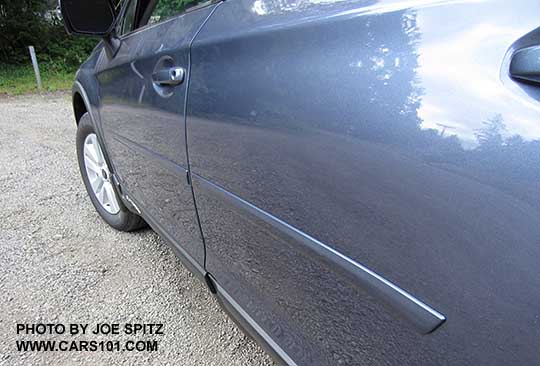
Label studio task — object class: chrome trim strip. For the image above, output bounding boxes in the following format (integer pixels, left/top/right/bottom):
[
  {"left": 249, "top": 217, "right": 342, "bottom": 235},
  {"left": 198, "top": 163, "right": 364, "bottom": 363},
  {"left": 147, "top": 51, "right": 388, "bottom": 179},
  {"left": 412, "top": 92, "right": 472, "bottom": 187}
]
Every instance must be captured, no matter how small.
[{"left": 193, "top": 174, "right": 446, "bottom": 334}]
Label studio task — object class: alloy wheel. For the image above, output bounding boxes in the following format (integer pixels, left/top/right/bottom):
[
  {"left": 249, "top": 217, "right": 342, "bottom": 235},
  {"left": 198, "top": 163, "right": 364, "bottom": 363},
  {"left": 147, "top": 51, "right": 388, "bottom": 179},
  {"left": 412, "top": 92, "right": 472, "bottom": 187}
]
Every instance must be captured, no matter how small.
[{"left": 83, "top": 133, "right": 121, "bottom": 215}]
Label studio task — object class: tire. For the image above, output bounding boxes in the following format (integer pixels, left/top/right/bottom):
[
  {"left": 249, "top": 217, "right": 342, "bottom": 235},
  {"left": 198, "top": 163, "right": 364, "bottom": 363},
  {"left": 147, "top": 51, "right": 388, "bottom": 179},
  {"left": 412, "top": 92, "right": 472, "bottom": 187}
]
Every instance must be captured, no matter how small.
[{"left": 76, "top": 112, "right": 146, "bottom": 231}]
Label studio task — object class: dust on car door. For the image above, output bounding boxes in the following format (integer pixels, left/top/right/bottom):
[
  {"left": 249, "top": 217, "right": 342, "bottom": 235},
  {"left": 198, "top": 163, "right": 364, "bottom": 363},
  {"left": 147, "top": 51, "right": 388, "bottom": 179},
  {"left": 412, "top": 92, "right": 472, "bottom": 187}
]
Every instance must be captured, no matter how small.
[
  {"left": 186, "top": 0, "right": 540, "bottom": 365},
  {"left": 97, "top": 0, "right": 218, "bottom": 270}
]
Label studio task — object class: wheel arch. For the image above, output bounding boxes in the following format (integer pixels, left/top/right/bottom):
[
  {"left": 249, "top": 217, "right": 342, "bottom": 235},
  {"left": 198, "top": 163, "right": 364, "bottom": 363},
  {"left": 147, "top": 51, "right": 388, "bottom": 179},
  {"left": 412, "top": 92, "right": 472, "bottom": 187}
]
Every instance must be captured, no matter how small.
[
  {"left": 73, "top": 91, "right": 87, "bottom": 125},
  {"left": 71, "top": 80, "right": 116, "bottom": 179},
  {"left": 71, "top": 80, "right": 97, "bottom": 126}
]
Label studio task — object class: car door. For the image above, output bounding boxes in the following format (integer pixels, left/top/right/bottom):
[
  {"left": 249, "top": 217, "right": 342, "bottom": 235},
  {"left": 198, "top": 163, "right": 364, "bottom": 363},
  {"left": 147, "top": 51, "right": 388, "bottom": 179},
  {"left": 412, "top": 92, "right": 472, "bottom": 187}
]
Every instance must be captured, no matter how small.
[
  {"left": 187, "top": 0, "right": 540, "bottom": 365},
  {"left": 97, "top": 0, "right": 218, "bottom": 268}
]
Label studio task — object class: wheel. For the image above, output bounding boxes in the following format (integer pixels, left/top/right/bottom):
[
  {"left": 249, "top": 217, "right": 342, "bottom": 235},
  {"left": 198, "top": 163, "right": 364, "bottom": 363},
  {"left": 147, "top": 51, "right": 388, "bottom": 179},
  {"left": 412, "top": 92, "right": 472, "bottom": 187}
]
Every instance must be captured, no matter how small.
[{"left": 76, "top": 112, "right": 146, "bottom": 231}]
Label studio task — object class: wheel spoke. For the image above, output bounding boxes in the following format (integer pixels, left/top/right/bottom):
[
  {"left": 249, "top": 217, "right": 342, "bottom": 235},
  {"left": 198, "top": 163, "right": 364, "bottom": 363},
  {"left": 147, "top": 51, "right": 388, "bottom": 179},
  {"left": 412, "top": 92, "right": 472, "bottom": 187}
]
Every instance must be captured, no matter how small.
[
  {"left": 95, "top": 142, "right": 106, "bottom": 165},
  {"left": 95, "top": 178, "right": 105, "bottom": 195},
  {"left": 84, "top": 155, "right": 101, "bottom": 174},
  {"left": 104, "top": 182, "right": 120, "bottom": 213},
  {"left": 89, "top": 175, "right": 101, "bottom": 192},
  {"left": 85, "top": 139, "right": 100, "bottom": 164},
  {"left": 97, "top": 183, "right": 106, "bottom": 204}
]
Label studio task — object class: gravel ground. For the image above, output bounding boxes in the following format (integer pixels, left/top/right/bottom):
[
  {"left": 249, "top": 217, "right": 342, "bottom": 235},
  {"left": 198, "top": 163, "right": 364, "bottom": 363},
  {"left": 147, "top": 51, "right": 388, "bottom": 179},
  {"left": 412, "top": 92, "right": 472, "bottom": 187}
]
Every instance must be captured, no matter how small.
[{"left": 0, "top": 93, "right": 275, "bottom": 366}]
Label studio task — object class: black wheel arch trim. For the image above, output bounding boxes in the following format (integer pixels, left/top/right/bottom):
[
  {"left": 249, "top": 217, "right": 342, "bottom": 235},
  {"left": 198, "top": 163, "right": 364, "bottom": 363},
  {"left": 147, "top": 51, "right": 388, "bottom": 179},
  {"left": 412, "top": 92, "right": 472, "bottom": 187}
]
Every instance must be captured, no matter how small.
[{"left": 72, "top": 80, "right": 118, "bottom": 183}]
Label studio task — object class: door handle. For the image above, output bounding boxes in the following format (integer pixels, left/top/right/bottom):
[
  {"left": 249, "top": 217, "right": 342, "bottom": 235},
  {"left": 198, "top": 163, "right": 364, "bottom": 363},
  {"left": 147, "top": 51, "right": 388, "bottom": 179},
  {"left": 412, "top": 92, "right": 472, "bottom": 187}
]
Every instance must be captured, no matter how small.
[
  {"left": 152, "top": 66, "right": 185, "bottom": 86},
  {"left": 509, "top": 45, "right": 540, "bottom": 85}
]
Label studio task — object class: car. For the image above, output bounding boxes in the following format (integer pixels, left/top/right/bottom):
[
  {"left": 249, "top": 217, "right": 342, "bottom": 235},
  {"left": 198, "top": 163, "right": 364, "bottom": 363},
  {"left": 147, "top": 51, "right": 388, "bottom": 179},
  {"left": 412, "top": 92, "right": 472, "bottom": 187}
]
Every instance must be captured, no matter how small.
[{"left": 61, "top": 0, "right": 540, "bottom": 364}]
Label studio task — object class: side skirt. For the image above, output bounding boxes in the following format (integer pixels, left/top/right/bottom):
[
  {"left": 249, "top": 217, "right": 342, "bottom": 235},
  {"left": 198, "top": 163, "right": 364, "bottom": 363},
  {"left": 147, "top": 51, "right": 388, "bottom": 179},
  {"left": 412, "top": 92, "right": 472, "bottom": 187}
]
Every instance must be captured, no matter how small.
[{"left": 206, "top": 273, "right": 297, "bottom": 366}]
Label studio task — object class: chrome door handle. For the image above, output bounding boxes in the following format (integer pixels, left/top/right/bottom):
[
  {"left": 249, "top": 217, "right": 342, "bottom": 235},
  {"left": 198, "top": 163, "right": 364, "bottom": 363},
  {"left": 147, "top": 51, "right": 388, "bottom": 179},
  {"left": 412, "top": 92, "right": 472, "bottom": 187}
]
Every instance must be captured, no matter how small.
[
  {"left": 152, "top": 67, "right": 185, "bottom": 86},
  {"left": 510, "top": 45, "right": 540, "bottom": 85}
]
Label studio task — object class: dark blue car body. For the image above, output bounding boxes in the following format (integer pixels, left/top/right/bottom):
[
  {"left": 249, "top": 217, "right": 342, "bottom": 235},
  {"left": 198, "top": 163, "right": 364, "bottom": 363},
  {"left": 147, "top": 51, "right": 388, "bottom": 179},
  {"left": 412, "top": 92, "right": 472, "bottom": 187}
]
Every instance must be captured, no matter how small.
[{"left": 69, "top": 0, "right": 540, "bottom": 364}]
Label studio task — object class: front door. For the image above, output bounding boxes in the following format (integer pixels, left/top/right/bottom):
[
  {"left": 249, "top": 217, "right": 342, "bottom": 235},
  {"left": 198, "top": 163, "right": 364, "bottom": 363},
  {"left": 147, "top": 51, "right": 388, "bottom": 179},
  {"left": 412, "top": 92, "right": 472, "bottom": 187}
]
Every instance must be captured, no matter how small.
[{"left": 97, "top": 0, "right": 217, "bottom": 268}]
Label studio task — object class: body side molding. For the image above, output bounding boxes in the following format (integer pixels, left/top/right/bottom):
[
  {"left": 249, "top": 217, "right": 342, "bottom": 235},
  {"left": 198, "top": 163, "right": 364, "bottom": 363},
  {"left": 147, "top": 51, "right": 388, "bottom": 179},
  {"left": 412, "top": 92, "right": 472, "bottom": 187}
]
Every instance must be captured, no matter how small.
[{"left": 193, "top": 174, "right": 446, "bottom": 334}]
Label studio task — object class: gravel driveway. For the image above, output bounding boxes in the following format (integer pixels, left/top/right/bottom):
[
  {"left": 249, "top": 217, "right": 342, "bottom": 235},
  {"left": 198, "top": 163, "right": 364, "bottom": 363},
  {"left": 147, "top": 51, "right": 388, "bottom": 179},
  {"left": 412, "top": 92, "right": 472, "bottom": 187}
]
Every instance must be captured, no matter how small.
[{"left": 0, "top": 93, "right": 275, "bottom": 366}]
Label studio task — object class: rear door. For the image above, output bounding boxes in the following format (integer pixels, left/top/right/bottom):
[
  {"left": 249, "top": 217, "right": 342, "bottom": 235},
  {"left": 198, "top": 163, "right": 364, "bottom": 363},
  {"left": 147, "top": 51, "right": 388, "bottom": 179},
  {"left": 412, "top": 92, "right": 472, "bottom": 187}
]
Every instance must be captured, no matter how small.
[
  {"left": 187, "top": 0, "right": 540, "bottom": 365},
  {"left": 97, "top": 0, "right": 217, "bottom": 268}
]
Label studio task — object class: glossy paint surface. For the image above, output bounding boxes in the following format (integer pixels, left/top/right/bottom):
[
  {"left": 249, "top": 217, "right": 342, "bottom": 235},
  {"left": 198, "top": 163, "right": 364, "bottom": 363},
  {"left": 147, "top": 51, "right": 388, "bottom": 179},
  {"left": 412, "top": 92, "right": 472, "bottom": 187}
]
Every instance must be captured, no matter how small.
[
  {"left": 186, "top": 0, "right": 540, "bottom": 364},
  {"left": 96, "top": 5, "right": 216, "bottom": 265}
]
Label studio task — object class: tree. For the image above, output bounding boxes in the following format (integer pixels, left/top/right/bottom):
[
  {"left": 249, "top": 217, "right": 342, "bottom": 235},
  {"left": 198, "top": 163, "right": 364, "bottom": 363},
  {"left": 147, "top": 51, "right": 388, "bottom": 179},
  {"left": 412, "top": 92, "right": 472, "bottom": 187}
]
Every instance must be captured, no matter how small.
[
  {"left": 152, "top": 0, "right": 200, "bottom": 21},
  {"left": 0, "top": 0, "right": 96, "bottom": 67},
  {"left": 475, "top": 114, "right": 506, "bottom": 151},
  {"left": 0, "top": 0, "right": 48, "bottom": 63}
]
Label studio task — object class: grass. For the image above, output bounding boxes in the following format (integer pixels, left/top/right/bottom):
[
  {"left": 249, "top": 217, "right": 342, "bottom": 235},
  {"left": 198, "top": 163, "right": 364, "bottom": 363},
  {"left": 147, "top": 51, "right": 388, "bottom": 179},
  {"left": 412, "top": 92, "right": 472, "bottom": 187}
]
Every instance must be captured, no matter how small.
[{"left": 0, "top": 63, "right": 76, "bottom": 95}]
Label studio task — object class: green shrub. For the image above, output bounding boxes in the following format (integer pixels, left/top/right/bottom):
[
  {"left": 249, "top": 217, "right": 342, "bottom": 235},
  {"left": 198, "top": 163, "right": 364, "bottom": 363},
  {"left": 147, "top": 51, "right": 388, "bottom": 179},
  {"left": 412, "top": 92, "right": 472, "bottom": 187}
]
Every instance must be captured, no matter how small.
[{"left": 0, "top": 63, "right": 76, "bottom": 95}]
